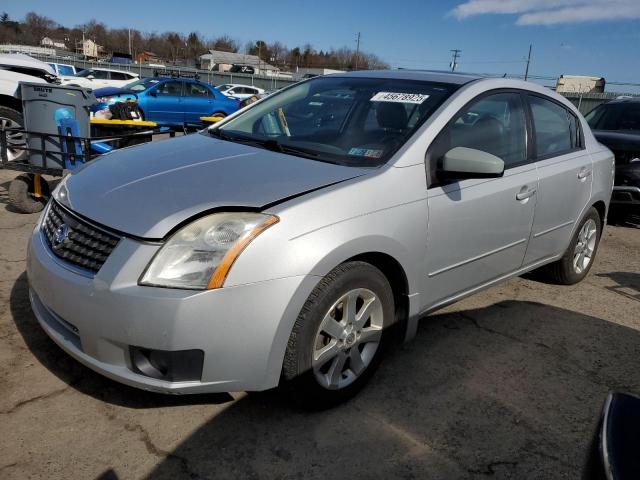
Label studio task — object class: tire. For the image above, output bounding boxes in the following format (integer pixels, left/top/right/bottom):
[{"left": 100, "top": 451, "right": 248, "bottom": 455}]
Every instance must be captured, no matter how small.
[
  {"left": 8, "top": 174, "right": 50, "bottom": 214},
  {"left": 0, "top": 105, "right": 26, "bottom": 162},
  {"left": 542, "top": 207, "right": 602, "bottom": 285},
  {"left": 282, "top": 261, "right": 395, "bottom": 408}
]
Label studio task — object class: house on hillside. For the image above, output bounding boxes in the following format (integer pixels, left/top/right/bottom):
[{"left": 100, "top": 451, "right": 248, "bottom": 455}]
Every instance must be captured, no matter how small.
[
  {"left": 75, "top": 39, "right": 104, "bottom": 59},
  {"left": 40, "top": 37, "right": 67, "bottom": 50},
  {"left": 198, "top": 49, "right": 279, "bottom": 76},
  {"left": 135, "top": 51, "right": 160, "bottom": 64}
]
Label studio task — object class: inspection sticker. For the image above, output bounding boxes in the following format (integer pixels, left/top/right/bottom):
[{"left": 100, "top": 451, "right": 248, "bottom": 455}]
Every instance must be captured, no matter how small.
[
  {"left": 370, "top": 92, "right": 429, "bottom": 104},
  {"left": 348, "top": 147, "right": 384, "bottom": 158}
]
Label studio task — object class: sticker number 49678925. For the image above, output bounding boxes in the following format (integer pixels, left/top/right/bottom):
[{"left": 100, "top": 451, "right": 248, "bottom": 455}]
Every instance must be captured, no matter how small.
[{"left": 370, "top": 92, "right": 430, "bottom": 104}]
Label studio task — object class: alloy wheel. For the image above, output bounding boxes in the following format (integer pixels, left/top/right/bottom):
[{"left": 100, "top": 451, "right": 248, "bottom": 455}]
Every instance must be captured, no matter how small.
[
  {"left": 0, "top": 116, "right": 25, "bottom": 161},
  {"left": 312, "top": 288, "right": 384, "bottom": 390},
  {"left": 573, "top": 218, "right": 598, "bottom": 274}
]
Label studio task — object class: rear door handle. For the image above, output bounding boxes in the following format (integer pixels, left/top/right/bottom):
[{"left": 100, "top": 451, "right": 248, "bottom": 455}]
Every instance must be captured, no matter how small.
[
  {"left": 578, "top": 168, "right": 592, "bottom": 179},
  {"left": 516, "top": 187, "right": 537, "bottom": 201}
]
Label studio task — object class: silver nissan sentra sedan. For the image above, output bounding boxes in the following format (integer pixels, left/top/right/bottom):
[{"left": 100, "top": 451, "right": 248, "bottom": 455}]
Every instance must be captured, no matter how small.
[{"left": 27, "top": 70, "right": 613, "bottom": 405}]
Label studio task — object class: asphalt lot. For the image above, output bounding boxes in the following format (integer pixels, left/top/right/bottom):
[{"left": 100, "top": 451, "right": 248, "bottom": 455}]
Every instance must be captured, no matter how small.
[{"left": 0, "top": 166, "right": 638, "bottom": 479}]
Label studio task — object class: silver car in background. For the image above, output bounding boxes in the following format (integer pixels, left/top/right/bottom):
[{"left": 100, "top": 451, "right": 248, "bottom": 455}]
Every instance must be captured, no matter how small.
[{"left": 27, "top": 71, "right": 614, "bottom": 406}]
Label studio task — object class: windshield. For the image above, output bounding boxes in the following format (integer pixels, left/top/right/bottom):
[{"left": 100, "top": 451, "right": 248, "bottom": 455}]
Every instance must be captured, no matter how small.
[
  {"left": 75, "top": 69, "right": 93, "bottom": 78},
  {"left": 57, "top": 64, "right": 75, "bottom": 76},
  {"left": 216, "top": 84, "right": 232, "bottom": 91},
  {"left": 215, "top": 76, "right": 457, "bottom": 166},
  {"left": 125, "top": 78, "right": 160, "bottom": 92},
  {"left": 585, "top": 102, "right": 640, "bottom": 131}
]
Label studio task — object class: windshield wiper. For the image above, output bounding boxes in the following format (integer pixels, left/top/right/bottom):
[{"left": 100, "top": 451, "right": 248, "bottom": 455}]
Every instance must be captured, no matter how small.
[{"left": 210, "top": 130, "right": 341, "bottom": 164}]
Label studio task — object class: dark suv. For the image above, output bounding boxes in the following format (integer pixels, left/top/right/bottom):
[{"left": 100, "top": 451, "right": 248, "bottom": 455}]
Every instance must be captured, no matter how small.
[{"left": 586, "top": 98, "right": 640, "bottom": 220}]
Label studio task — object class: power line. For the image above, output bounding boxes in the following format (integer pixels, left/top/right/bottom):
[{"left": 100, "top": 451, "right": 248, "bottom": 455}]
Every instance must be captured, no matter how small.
[{"left": 354, "top": 32, "right": 361, "bottom": 70}]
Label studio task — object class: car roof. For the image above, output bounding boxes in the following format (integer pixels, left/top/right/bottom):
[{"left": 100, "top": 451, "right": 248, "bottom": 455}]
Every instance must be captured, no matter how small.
[
  {"left": 221, "top": 83, "right": 261, "bottom": 88},
  {"left": 84, "top": 67, "right": 138, "bottom": 74},
  {"left": 329, "top": 69, "right": 484, "bottom": 85},
  {"left": 602, "top": 97, "right": 640, "bottom": 105}
]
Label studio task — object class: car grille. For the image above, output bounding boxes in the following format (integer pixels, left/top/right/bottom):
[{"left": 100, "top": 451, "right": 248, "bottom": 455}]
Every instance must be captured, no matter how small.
[{"left": 42, "top": 201, "right": 120, "bottom": 274}]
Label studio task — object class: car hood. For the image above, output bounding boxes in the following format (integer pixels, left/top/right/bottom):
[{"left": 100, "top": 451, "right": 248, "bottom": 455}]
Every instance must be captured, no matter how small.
[
  {"left": 93, "top": 86, "right": 134, "bottom": 97},
  {"left": 56, "top": 133, "right": 370, "bottom": 239},
  {"left": 593, "top": 130, "right": 640, "bottom": 151}
]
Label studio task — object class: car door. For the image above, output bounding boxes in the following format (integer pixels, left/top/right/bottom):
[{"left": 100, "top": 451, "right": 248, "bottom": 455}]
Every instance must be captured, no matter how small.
[
  {"left": 91, "top": 69, "right": 111, "bottom": 88},
  {"left": 109, "top": 71, "right": 131, "bottom": 88},
  {"left": 523, "top": 94, "right": 592, "bottom": 264},
  {"left": 423, "top": 91, "right": 538, "bottom": 305},
  {"left": 145, "top": 80, "right": 184, "bottom": 126},
  {"left": 181, "top": 82, "right": 215, "bottom": 124}
]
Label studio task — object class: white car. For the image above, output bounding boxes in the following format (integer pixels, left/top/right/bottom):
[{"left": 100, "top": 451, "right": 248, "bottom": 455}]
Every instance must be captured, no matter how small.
[
  {"left": 0, "top": 54, "right": 59, "bottom": 161},
  {"left": 216, "top": 83, "right": 265, "bottom": 99},
  {"left": 61, "top": 68, "right": 139, "bottom": 90}
]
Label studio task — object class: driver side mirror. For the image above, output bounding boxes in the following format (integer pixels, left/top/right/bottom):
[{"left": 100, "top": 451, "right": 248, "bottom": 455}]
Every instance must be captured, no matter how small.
[
  {"left": 439, "top": 147, "right": 504, "bottom": 180},
  {"left": 149, "top": 89, "right": 158, "bottom": 97},
  {"left": 87, "top": 74, "right": 95, "bottom": 80}
]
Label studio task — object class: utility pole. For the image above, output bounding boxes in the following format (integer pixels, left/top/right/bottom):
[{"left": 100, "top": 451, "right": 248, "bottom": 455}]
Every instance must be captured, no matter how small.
[
  {"left": 450, "top": 49, "right": 461, "bottom": 72},
  {"left": 524, "top": 44, "right": 532, "bottom": 81},
  {"left": 354, "top": 32, "right": 361, "bottom": 70},
  {"left": 128, "top": 28, "right": 132, "bottom": 56}
]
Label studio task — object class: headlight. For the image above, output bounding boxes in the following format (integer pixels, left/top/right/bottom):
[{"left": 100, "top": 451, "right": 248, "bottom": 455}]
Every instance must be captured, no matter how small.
[{"left": 140, "top": 212, "right": 278, "bottom": 290}]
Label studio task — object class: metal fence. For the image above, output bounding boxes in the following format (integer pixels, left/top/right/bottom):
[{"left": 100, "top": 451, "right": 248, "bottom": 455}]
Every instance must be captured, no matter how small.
[
  {"left": 29, "top": 53, "right": 297, "bottom": 91},
  {"left": 559, "top": 91, "right": 640, "bottom": 115},
  {"left": 17, "top": 50, "right": 640, "bottom": 114}
]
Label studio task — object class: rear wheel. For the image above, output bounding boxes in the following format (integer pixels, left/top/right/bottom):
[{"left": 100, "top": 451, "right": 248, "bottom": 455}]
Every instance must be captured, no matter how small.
[
  {"left": 542, "top": 207, "right": 601, "bottom": 284},
  {"left": 0, "top": 105, "right": 26, "bottom": 162},
  {"left": 283, "top": 261, "right": 394, "bottom": 407}
]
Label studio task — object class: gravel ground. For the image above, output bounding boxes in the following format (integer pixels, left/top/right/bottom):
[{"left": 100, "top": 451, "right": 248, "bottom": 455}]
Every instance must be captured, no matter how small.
[{"left": 0, "top": 167, "right": 638, "bottom": 479}]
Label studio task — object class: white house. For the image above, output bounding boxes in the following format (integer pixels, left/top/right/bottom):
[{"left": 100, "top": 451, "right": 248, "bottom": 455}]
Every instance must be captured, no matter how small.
[{"left": 40, "top": 37, "right": 67, "bottom": 50}]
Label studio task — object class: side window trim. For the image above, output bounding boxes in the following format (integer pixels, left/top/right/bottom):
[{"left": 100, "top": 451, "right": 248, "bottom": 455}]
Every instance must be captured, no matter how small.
[{"left": 524, "top": 92, "right": 586, "bottom": 161}]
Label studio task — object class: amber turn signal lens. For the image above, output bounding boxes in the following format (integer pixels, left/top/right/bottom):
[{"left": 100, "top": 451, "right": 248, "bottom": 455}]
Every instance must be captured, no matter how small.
[{"left": 206, "top": 215, "right": 279, "bottom": 289}]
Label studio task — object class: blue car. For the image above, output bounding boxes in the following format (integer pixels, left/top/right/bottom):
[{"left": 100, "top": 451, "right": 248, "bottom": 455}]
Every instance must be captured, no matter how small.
[{"left": 92, "top": 77, "right": 240, "bottom": 127}]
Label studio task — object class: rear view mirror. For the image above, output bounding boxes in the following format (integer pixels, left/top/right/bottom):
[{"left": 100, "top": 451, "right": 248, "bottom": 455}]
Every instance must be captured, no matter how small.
[{"left": 440, "top": 147, "right": 504, "bottom": 179}]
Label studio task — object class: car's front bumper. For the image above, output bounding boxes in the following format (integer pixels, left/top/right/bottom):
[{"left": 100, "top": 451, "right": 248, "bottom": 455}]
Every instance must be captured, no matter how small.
[{"left": 26, "top": 216, "right": 318, "bottom": 394}]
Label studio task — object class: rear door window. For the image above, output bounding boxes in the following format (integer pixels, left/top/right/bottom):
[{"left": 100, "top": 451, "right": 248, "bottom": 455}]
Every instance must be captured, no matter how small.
[
  {"left": 187, "top": 83, "right": 210, "bottom": 97},
  {"left": 528, "top": 95, "right": 577, "bottom": 157}
]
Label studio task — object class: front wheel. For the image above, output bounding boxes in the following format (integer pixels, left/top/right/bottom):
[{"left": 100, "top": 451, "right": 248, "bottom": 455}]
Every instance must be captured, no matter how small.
[
  {"left": 282, "top": 261, "right": 395, "bottom": 407},
  {"left": 542, "top": 207, "right": 602, "bottom": 285}
]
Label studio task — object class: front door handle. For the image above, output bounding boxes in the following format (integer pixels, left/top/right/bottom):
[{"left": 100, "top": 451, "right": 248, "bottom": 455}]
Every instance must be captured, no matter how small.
[
  {"left": 516, "top": 187, "right": 537, "bottom": 201},
  {"left": 578, "top": 168, "right": 592, "bottom": 180}
]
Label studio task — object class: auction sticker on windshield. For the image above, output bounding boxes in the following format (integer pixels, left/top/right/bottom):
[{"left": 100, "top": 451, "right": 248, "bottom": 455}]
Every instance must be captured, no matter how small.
[{"left": 370, "top": 92, "right": 430, "bottom": 104}]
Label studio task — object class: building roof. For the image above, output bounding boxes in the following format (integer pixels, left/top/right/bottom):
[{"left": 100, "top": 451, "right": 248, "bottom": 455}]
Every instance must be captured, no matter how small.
[{"left": 200, "top": 49, "right": 277, "bottom": 71}]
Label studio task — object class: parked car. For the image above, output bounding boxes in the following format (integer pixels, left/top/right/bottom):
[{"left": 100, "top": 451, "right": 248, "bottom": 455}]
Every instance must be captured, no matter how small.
[
  {"left": 0, "top": 54, "right": 59, "bottom": 161},
  {"left": 48, "top": 62, "right": 76, "bottom": 76},
  {"left": 27, "top": 71, "right": 613, "bottom": 406},
  {"left": 585, "top": 98, "right": 640, "bottom": 220},
  {"left": 216, "top": 83, "right": 265, "bottom": 99},
  {"left": 92, "top": 77, "right": 240, "bottom": 127},
  {"left": 61, "top": 68, "right": 139, "bottom": 89}
]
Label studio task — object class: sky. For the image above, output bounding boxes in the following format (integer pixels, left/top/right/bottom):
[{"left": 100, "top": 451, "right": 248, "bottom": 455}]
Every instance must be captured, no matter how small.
[{"left": 3, "top": 0, "right": 640, "bottom": 91}]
